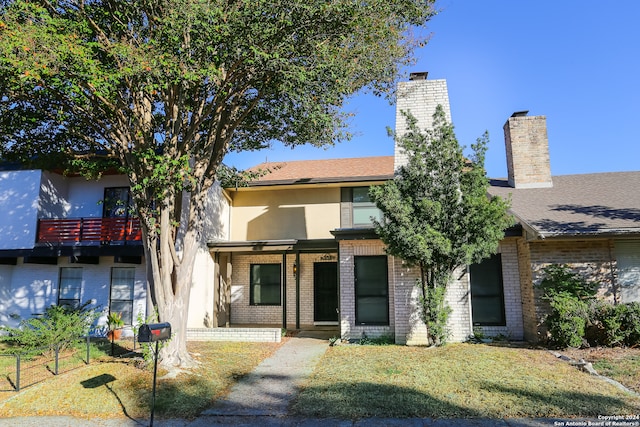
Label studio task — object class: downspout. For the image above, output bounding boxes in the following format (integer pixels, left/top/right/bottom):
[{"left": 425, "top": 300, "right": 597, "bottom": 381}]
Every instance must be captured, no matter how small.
[
  {"left": 213, "top": 251, "right": 219, "bottom": 328},
  {"left": 282, "top": 252, "right": 287, "bottom": 330},
  {"left": 295, "top": 251, "right": 300, "bottom": 330}
]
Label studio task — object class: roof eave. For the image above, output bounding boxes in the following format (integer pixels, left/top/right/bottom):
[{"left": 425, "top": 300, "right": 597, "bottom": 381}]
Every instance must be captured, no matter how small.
[{"left": 226, "top": 175, "right": 394, "bottom": 190}]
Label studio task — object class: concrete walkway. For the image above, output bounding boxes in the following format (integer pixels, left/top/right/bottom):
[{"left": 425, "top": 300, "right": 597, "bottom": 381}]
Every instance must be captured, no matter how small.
[{"left": 199, "top": 334, "right": 329, "bottom": 418}]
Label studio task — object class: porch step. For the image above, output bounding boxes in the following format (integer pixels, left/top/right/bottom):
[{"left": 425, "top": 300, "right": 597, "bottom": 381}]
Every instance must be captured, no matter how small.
[{"left": 186, "top": 327, "right": 282, "bottom": 343}]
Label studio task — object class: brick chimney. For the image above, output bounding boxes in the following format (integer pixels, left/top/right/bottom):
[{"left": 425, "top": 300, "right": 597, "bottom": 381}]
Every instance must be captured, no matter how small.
[
  {"left": 394, "top": 73, "right": 452, "bottom": 170},
  {"left": 503, "top": 111, "right": 552, "bottom": 188}
]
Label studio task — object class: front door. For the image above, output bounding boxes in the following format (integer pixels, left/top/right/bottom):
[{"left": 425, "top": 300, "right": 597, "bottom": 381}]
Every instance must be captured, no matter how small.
[{"left": 314, "top": 262, "right": 338, "bottom": 322}]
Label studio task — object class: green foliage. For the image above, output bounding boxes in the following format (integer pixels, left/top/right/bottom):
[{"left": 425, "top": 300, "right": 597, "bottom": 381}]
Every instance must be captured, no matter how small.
[
  {"left": 588, "top": 301, "right": 640, "bottom": 347},
  {"left": 545, "top": 293, "right": 589, "bottom": 348},
  {"left": 0, "top": 301, "right": 98, "bottom": 353},
  {"left": 107, "top": 312, "right": 125, "bottom": 330},
  {"left": 357, "top": 333, "right": 394, "bottom": 346},
  {"left": 539, "top": 264, "right": 640, "bottom": 349},
  {"left": 539, "top": 264, "right": 598, "bottom": 300},
  {"left": 370, "top": 106, "right": 512, "bottom": 345},
  {"left": 418, "top": 283, "right": 452, "bottom": 346}
]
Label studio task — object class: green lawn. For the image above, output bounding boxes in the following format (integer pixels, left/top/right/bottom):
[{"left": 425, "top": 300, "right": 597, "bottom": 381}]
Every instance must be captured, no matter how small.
[
  {"left": 291, "top": 343, "right": 640, "bottom": 419},
  {"left": 0, "top": 341, "right": 638, "bottom": 421},
  {"left": 0, "top": 341, "right": 282, "bottom": 420}
]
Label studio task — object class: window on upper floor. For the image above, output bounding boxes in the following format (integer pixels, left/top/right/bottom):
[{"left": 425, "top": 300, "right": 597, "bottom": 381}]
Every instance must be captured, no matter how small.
[
  {"left": 58, "top": 267, "right": 82, "bottom": 309},
  {"left": 470, "top": 254, "right": 506, "bottom": 326},
  {"left": 103, "top": 187, "right": 132, "bottom": 218},
  {"left": 340, "top": 187, "right": 384, "bottom": 228},
  {"left": 250, "top": 263, "right": 281, "bottom": 306}
]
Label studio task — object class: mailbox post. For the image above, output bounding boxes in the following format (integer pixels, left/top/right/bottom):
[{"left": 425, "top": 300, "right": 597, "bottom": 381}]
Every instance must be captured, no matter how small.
[{"left": 138, "top": 323, "right": 171, "bottom": 427}]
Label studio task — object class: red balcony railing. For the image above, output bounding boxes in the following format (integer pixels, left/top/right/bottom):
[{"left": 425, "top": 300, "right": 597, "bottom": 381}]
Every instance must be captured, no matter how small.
[{"left": 37, "top": 217, "right": 142, "bottom": 244}]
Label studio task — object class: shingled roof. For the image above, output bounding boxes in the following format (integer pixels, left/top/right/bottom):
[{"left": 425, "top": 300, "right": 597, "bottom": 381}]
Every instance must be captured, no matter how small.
[
  {"left": 245, "top": 156, "right": 395, "bottom": 187},
  {"left": 488, "top": 171, "right": 640, "bottom": 239}
]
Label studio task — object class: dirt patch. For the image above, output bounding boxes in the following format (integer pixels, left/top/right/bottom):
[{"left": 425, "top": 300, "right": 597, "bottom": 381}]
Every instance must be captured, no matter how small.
[{"left": 558, "top": 346, "right": 640, "bottom": 363}]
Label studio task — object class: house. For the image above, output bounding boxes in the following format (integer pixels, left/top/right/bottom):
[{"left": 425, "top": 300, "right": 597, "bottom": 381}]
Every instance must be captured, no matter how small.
[
  {"left": 208, "top": 75, "right": 510, "bottom": 344},
  {"left": 0, "top": 168, "right": 227, "bottom": 336},
  {"left": 1, "top": 72, "right": 637, "bottom": 345},
  {"left": 488, "top": 112, "right": 640, "bottom": 341},
  {"left": 207, "top": 74, "right": 640, "bottom": 344},
  {"left": 0, "top": 170, "right": 147, "bottom": 333}
]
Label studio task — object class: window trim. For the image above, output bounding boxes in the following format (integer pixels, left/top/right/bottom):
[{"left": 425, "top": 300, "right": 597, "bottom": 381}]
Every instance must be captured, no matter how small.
[{"left": 249, "top": 263, "right": 282, "bottom": 306}]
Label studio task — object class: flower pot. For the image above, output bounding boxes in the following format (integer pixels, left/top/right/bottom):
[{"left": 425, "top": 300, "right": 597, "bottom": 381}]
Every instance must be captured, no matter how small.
[{"left": 107, "top": 329, "right": 122, "bottom": 341}]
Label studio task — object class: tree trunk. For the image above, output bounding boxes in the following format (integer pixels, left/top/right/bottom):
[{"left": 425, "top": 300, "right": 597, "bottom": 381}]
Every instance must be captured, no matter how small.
[{"left": 139, "top": 190, "right": 204, "bottom": 369}]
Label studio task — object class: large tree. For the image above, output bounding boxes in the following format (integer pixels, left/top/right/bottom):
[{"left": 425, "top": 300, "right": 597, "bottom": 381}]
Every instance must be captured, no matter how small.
[
  {"left": 0, "top": 0, "right": 436, "bottom": 367},
  {"left": 370, "top": 106, "right": 512, "bottom": 345}
]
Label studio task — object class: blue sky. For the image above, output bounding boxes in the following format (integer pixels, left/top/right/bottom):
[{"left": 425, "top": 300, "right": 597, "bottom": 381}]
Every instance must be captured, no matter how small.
[{"left": 224, "top": 1, "right": 640, "bottom": 179}]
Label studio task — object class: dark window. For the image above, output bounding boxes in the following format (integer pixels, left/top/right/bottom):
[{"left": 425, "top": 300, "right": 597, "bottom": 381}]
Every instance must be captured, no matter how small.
[
  {"left": 470, "top": 254, "right": 506, "bottom": 326},
  {"left": 58, "top": 267, "right": 82, "bottom": 309},
  {"left": 355, "top": 256, "right": 389, "bottom": 325},
  {"left": 110, "top": 267, "right": 135, "bottom": 325},
  {"left": 103, "top": 187, "right": 132, "bottom": 218},
  {"left": 352, "top": 187, "right": 383, "bottom": 227},
  {"left": 250, "top": 264, "right": 281, "bottom": 306}
]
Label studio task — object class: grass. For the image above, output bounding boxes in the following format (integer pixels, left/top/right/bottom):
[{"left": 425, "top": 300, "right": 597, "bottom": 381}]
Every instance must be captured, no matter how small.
[
  {"left": 593, "top": 356, "right": 640, "bottom": 392},
  {"left": 0, "top": 340, "right": 282, "bottom": 420},
  {"left": 290, "top": 343, "right": 640, "bottom": 419},
  {"left": 0, "top": 340, "right": 638, "bottom": 421}
]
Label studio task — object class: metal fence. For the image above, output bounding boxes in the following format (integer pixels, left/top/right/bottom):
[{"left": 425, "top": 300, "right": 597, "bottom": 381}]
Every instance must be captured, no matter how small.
[{"left": 0, "top": 335, "right": 140, "bottom": 392}]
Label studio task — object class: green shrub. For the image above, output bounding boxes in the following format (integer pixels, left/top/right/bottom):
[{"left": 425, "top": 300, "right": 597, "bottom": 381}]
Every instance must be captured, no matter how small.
[
  {"left": 538, "top": 264, "right": 598, "bottom": 300},
  {"left": 587, "top": 301, "right": 640, "bottom": 347},
  {"left": 357, "top": 333, "right": 394, "bottom": 345},
  {"left": 0, "top": 301, "right": 98, "bottom": 353},
  {"left": 546, "top": 292, "right": 589, "bottom": 348},
  {"left": 619, "top": 302, "right": 640, "bottom": 346},
  {"left": 538, "top": 265, "right": 599, "bottom": 349}
]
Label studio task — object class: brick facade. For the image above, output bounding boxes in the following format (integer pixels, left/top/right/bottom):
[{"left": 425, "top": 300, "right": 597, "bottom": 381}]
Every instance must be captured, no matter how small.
[
  {"left": 228, "top": 252, "right": 339, "bottom": 329},
  {"left": 503, "top": 114, "right": 552, "bottom": 189},
  {"left": 337, "top": 239, "right": 474, "bottom": 344},
  {"left": 394, "top": 79, "right": 451, "bottom": 171},
  {"left": 515, "top": 237, "right": 618, "bottom": 341},
  {"left": 474, "top": 239, "right": 524, "bottom": 340}
]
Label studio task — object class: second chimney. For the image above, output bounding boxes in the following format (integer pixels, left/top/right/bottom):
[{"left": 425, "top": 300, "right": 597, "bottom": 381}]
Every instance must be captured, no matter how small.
[{"left": 504, "top": 111, "right": 552, "bottom": 189}]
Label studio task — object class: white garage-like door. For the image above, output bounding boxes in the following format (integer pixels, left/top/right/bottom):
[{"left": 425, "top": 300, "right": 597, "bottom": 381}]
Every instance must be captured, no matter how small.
[{"left": 615, "top": 241, "right": 640, "bottom": 303}]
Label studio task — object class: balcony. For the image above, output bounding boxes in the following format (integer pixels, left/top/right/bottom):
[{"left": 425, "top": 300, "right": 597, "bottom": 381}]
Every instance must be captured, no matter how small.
[{"left": 37, "top": 217, "right": 142, "bottom": 244}]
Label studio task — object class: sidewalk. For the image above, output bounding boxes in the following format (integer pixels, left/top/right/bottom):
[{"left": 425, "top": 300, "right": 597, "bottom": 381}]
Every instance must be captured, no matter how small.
[{"left": 199, "top": 334, "right": 329, "bottom": 417}]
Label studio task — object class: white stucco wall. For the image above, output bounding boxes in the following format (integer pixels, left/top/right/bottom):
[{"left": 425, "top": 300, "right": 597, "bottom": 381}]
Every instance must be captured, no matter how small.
[
  {"left": 66, "top": 174, "right": 130, "bottom": 217},
  {"left": 0, "top": 170, "right": 42, "bottom": 249},
  {"left": 0, "top": 257, "right": 146, "bottom": 333}
]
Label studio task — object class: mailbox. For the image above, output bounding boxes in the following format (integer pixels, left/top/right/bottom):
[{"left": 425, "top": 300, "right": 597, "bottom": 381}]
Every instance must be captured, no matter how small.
[{"left": 138, "top": 322, "right": 171, "bottom": 343}]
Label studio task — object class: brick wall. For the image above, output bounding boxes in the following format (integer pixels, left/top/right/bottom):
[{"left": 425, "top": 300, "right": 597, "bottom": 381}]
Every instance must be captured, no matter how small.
[
  {"left": 230, "top": 253, "right": 286, "bottom": 325},
  {"left": 228, "top": 252, "right": 338, "bottom": 328},
  {"left": 519, "top": 238, "right": 616, "bottom": 341},
  {"left": 338, "top": 240, "right": 394, "bottom": 341},
  {"left": 338, "top": 238, "right": 473, "bottom": 344},
  {"left": 503, "top": 115, "right": 552, "bottom": 189},
  {"left": 187, "top": 327, "right": 281, "bottom": 343},
  {"left": 394, "top": 79, "right": 451, "bottom": 171}
]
